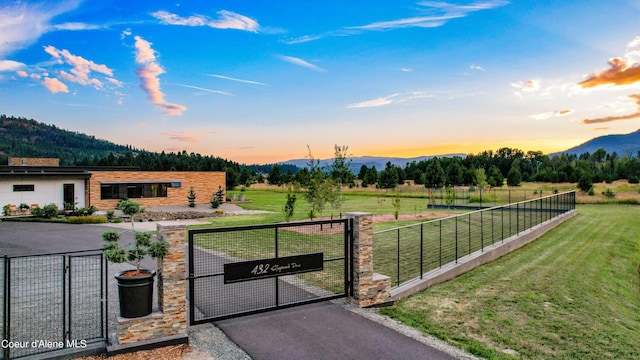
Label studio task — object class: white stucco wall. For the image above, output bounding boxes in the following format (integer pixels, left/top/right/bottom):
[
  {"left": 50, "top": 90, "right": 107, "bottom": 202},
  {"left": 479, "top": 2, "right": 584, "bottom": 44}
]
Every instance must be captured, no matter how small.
[{"left": 0, "top": 178, "right": 85, "bottom": 210}]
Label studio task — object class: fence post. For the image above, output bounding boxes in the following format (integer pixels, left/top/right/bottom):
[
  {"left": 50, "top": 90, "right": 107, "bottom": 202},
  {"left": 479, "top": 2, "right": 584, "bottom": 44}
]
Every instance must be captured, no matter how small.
[
  {"left": 347, "top": 212, "right": 391, "bottom": 307},
  {"left": 3, "top": 256, "right": 9, "bottom": 360}
]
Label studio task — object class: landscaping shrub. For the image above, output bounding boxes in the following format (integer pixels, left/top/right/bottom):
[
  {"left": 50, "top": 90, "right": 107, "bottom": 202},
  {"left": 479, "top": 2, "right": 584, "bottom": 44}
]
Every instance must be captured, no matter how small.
[
  {"left": 67, "top": 215, "right": 108, "bottom": 224},
  {"left": 602, "top": 189, "right": 616, "bottom": 198},
  {"left": 30, "top": 206, "right": 44, "bottom": 217},
  {"left": 629, "top": 175, "right": 639, "bottom": 184},
  {"left": 42, "top": 203, "right": 59, "bottom": 218},
  {"left": 187, "top": 187, "right": 196, "bottom": 207}
]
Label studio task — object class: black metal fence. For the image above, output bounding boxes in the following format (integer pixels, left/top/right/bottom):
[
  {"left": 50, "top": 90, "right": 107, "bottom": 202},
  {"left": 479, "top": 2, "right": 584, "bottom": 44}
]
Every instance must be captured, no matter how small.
[
  {"left": 373, "top": 191, "right": 576, "bottom": 288},
  {"left": 189, "top": 219, "right": 351, "bottom": 323},
  {"left": 1, "top": 250, "right": 107, "bottom": 359}
]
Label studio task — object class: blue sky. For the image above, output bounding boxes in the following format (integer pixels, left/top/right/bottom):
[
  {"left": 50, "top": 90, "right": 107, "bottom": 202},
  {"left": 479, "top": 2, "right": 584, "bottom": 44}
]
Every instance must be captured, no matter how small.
[{"left": 1, "top": 1, "right": 640, "bottom": 164}]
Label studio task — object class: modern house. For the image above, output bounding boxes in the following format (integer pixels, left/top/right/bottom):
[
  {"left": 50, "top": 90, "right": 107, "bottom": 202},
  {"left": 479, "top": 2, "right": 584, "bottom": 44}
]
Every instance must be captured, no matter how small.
[{"left": 0, "top": 157, "right": 226, "bottom": 211}]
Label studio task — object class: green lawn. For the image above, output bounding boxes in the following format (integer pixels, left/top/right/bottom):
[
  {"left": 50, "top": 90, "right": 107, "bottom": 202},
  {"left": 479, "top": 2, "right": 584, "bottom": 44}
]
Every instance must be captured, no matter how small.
[{"left": 379, "top": 204, "right": 640, "bottom": 359}]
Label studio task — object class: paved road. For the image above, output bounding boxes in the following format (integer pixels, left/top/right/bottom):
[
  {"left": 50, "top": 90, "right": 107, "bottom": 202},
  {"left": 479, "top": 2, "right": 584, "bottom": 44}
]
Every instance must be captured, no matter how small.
[
  {"left": 216, "top": 301, "right": 458, "bottom": 360},
  {"left": 0, "top": 221, "right": 111, "bottom": 256}
]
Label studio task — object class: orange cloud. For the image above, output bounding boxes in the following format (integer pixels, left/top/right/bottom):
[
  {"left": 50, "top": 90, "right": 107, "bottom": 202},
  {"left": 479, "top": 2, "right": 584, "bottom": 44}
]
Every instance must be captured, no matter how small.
[
  {"left": 578, "top": 58, "right": 640, "bottom": 88},
  {"left": 42, "top": 77, "right": 68, "bottom": 93},
  {"left": 133, "top": 36, "right": 186, "bottom": 116},
  {"left": 581, "top": 93, "right": 640, "bottom": 124}
]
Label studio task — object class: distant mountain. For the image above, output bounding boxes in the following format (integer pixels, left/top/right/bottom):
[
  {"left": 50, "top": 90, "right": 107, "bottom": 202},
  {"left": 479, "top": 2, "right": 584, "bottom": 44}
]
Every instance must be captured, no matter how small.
[
  {"left": 280, "top": 154, "right": 466, "bottom": 172},
  {"left": 552, "top": 129, "right": 640, "bottom": 157},
  {"left": 0, "top": 114, "right": 137, "bottom": 165}
]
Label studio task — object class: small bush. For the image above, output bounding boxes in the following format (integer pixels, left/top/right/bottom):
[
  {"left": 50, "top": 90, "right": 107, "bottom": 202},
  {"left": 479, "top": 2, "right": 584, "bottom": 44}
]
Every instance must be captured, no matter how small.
[
  {"left": 67, "top": 215, "right": 108, "bottom": 224},
  {"left": 112, "top": 218, "right": 123, "bottom": 223},
  {"left": 30, "top": 206, "right": 44, "bottom": 217},
  {"left": 2, "top": 204, "right": 11, "bottom": 216},
  {"left": 106, "top": 210, "right": 115, "bottom": 220},
  {"left": 628, "top": 176, "right": 639, "bottom": 184},
  {"left": 602, "top": 189, "right": 615, "bottom": 198},
  {"left": 42, "top": 203, "right": 59, "bottom": 218}
]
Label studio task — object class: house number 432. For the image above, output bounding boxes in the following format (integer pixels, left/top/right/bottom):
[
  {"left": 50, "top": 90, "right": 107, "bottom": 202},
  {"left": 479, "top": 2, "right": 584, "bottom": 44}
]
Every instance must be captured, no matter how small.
[{"left": 251, "top": 264, "right": 270, "bottom": 275}]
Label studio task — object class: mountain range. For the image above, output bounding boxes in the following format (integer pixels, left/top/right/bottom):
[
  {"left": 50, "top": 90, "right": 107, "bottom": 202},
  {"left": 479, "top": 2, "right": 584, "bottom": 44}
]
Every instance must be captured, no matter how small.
[
  {"left": 1, "top": 115, "right": 638, "bottom": 168},
  {"left": 550, "top": 129, "right": 640, "bottom": 157}
]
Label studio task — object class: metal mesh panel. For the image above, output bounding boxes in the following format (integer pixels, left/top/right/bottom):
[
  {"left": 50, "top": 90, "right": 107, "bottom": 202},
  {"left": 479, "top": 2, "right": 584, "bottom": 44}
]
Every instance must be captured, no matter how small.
[
  {"left": 374, "top": 191, "right": 576, "bottom": 288},
  {"left": 8, "top": 255, "right": 64, "bottom": 358},
  {"left": 69, "top": 254, "right": 104, "bottom": 342},
  {"left": 1, "top": 251, "right": 106, "bottom": 359},
  {"left": 190, "top": 219, "right": 349, "bottom": 323}
]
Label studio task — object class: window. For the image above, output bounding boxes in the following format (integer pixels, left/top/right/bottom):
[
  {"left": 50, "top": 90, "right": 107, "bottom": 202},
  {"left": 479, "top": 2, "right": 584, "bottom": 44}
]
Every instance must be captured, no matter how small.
[
  {"left": 100, "top": 183, "right": 169, "bottom": 200},
  {"left": 13, "top": 184, "right": 34, "bottom": 192}
]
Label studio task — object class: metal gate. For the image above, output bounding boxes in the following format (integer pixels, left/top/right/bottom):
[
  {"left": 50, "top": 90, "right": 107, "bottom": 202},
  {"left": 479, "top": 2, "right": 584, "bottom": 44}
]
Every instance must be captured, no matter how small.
[
  {"left": 188, "top": 218, "right": 352, "bottom": 324},
  {"left": 1, "top": 250, "right": 107, "bottom": 359}
]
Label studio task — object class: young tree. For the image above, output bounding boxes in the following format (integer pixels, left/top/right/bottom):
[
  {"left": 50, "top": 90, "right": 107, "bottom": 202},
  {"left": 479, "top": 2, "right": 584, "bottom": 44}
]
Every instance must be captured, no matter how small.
[
  {"left": 282, "top": 186, "right": 297, "bottom": 222},
  {"left": 330, "top": 145, "right": 355, "bottom": 187},
  {"left": 187, "top": 186, "right": 196, "bottom": 207}
]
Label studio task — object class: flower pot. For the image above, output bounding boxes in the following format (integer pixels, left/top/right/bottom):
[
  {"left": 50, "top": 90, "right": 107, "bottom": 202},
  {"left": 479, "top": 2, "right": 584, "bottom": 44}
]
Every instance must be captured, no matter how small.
[{"left": 115, "top": 270, "right": 155, "bottom": 318}]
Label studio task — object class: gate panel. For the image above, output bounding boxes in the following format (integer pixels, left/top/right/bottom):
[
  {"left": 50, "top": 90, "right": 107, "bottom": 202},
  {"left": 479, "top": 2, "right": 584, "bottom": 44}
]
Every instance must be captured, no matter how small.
[{"left": 189, "top": 219, "right": 351, "bottom": 324}]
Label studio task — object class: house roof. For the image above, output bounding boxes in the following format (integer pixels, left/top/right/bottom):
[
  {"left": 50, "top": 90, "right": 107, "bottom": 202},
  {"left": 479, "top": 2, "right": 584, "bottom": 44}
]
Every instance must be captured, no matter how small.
[{"left": 0, "top": 166, "right": 91, "bottom": 179}]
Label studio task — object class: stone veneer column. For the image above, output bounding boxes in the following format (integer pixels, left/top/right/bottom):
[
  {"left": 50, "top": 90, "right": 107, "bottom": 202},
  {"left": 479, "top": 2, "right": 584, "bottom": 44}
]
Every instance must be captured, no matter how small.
[
  {"left": 115, "top": 224, "right": 187, "bottom": 345},
  {"left": 347, "top": 212, "right": 391, "bottom": 307}
]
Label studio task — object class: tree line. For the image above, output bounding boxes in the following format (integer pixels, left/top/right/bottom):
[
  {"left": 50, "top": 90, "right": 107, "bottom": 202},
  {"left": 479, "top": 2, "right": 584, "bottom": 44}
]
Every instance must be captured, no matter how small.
[{"left": 267, "top": 147, "right": 640, "bottom": 192}]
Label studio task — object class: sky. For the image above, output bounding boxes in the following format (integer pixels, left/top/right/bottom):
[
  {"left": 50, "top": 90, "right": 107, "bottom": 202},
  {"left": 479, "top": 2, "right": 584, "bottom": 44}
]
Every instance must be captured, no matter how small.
[{"left": 1, "top": 0, "right": 640, "bottom": 164}]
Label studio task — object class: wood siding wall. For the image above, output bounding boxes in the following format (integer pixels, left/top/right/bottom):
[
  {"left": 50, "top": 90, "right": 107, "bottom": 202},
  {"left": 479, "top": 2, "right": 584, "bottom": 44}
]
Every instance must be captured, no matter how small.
[{"left": 88, "top": 171, "right": 225, "bottom": 210}]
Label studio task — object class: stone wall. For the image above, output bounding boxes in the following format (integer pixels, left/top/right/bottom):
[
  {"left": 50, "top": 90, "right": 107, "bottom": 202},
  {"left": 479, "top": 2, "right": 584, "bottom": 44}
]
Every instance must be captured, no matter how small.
[
  {"left": 8, "top": 157, "right": 59, "bottom": 166},
  {"left": 115, "top": 224, "right": 187, "bottom": 344}
]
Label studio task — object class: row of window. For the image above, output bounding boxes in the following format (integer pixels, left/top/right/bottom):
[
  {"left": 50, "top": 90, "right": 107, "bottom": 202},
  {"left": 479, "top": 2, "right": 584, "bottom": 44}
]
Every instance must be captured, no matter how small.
[
  {"left": 11, "top": 183, "right": 175, "bottom": 199},
  {"left": 100, "top": 183, "right": 170, "bottom": 200}
]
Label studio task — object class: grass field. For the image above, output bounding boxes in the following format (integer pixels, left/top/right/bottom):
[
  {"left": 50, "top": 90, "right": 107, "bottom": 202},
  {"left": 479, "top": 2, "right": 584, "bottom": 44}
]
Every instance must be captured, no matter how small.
[{"left": 379, "top": 204, "right": 640, "bottom": 359}]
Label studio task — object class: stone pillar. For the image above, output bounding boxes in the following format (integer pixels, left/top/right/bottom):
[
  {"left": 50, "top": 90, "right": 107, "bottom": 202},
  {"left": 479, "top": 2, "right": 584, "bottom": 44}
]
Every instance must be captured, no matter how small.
[
  {"left": 114, "top": 224, "right": 188, "bottom": 346},
  {"left": 347, "top": 212, "right": 391, "bottom": 307}
]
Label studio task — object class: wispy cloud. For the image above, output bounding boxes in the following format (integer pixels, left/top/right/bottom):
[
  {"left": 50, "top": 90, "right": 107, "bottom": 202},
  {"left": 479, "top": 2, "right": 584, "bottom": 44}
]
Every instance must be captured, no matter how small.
[
  {"left": 347, "top": 91, "right": 432, "bottom": 108},
  {"left": 401, "top": 68, "right": 413, "bottom": 72},
  {"left": 277, "top": 55, "right": 326, "bottom": 72},
  {"left": 44, "top": 46, "right": 116, "bottom": 89},
  {"left": 50, "top": 22, "right": 103, "bottom": 31},
  {"left": 206, "top": 74, "right": 269, "bottom": 87},
  {"left": 470, "top": 65, "right": 485, "bottom": 72},
  {"left": 282, "top": 35, "right": 323, "bottom": 45},
  {"left": 282, "top": 1, "right": 507, "bottom": 45},
  {"left": 349, "top": 0, "right": 508, "bottom": 31},
  {"left": 133, "top": 35, "right": 186, "bottom": 116},
  {"left": 511, "top": 80, "right": 540, "bottom": 92},
  {"left": 152, "top": 10, "right": 259, "bottom": 32},
  {"left": 180, "top": 84, "right": 233, "bottom": 96},
  {"left": 0, "top": 60, "right": 25, "bottom": 72},
  {"left": 529, "top": 109, "right": 574, "bottom": 120},
  {"left": 0, "top": 0, "right": 90, "bottom": 58},
  {"left": 42, "top": 77, "right": 68, "bottom": 93},
  {"left": 579, "top": 37, "right": 640, "bottom": 124},
  {"left": 581, "top": 94, "right": 640, "bottom": 124},
  {"left": 160, "top": 131, "right": 201, "bottom": 142}
]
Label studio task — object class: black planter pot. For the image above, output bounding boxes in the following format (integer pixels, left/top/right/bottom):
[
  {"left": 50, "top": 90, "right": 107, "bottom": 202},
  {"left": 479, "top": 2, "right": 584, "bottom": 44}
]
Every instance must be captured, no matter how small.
[{"left": 115, "top": 270, "right": 155, "bottom": 318}]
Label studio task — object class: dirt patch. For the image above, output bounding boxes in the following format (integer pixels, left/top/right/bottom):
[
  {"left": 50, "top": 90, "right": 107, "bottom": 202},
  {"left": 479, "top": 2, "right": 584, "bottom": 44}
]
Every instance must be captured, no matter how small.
[{"left": 80, "top": 344, "right": 192, "bottom": 360}]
